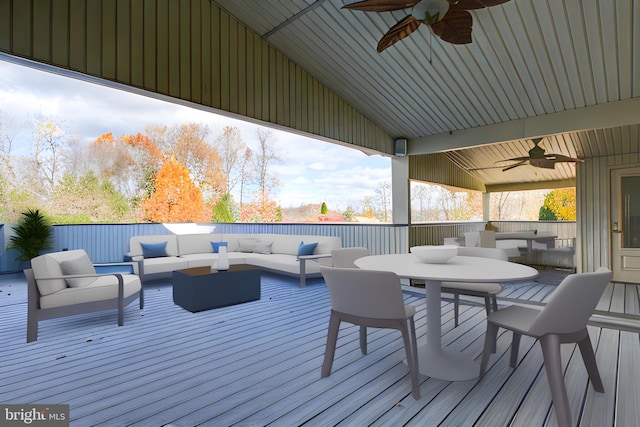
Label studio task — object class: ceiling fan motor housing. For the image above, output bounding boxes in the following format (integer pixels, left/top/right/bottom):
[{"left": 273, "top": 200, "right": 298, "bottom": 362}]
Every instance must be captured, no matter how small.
[{"left": 413, "top": 0, "right": 450, "bottom": 24}]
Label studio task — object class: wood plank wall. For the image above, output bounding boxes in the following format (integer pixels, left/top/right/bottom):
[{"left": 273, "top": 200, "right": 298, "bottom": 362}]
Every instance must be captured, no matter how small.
[
  {"left": 578, "top": 154, "right": 640, "bottom": 274},
  {"left": 409, "top": 153, "right": 485, "bottom": 192},
  {"left": 0, "top": 0, "right": 392, "bottom": 154}
]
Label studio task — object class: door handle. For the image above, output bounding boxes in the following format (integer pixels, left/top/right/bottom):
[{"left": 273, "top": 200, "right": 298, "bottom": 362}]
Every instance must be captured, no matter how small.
[{"left": 613, "top": 221, "right": 622, "bottom": 233}]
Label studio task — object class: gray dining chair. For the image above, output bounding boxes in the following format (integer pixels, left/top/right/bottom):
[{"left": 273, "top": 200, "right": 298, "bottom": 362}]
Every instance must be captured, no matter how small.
[
  {"left": 320, "top": 266, "right": 421, "bottom": 400},
  {"left": 412, "top": 246, "right": 508, "bottom": 327},
  {"left": 479, "top": 267, "right": 612, "bottom": 427},
  {"left": 331, "top": 247, "right": 369, "bottom": 268}
]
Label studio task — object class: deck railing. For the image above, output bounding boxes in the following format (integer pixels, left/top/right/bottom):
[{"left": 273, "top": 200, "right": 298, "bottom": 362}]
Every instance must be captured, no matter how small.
[{"left": 0, "top": 221, "right": 575, "bottom": 274}]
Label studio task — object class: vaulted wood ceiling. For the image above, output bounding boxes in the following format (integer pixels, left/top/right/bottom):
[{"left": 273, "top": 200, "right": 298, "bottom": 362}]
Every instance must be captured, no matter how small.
[{"left": 213, "top": 0, "right": 640, "bottom": 189}]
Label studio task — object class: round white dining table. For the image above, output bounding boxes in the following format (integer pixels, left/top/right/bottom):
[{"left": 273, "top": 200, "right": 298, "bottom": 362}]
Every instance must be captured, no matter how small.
[{"left": 354, "top": 253, "right": 538, "bottom": 381}]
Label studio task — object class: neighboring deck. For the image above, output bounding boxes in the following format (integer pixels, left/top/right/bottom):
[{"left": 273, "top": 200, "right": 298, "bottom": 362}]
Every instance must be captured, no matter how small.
[{"left": 1, "top": 270, "right": 639, "bottom": 426}]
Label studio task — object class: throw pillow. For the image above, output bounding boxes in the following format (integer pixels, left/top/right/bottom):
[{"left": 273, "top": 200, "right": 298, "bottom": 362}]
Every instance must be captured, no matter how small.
[
  {"left": 297, "top": 241, "right": 318, "bottom": 257},
  {"left": 238, "top": 239, "right": 258, "bottom": 253},
  {"left": 211, "top": 241, "right": 228, "bottom": 253},
  {"left": 253, "top": 241, "right": 273, "bottom": 255},
  {"left": 60, "top": 254, "right": 97, "bottom": 288},
  {"left": 140, "top": 241, "right": 168, "bottom": 258}
]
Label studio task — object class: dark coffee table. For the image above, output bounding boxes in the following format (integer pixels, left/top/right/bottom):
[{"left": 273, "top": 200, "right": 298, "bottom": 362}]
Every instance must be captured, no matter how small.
[{"left": 172, "top": 265, "right": 261, "bottom": 312}]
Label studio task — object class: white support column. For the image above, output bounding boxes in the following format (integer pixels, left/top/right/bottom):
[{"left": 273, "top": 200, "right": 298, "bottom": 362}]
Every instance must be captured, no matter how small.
[
  {"left": 483, "top": 192, "right": 491, "bottom": 221},
  {"left": 392, "top": 156, "right": 410, "bottom": 225}
]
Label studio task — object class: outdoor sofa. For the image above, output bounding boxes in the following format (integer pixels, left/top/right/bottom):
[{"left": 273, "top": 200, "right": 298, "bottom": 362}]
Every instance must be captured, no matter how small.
[{"left": 128, "top": 233, "right": 342, "bottom": 287}]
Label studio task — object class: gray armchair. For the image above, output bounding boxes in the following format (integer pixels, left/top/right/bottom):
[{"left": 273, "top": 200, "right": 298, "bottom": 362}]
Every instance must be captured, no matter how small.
[{"left": 26, "top": 249, "right": 143, "bottom": 342}]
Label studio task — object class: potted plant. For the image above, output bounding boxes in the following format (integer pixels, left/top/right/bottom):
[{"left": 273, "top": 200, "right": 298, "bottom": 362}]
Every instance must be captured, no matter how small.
[{"left": 6, "top": 209, "right": 53, "bottom": 262}]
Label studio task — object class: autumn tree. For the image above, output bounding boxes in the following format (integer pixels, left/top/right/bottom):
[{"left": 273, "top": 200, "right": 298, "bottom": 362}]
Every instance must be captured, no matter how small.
[
  {"left": 411, "top": 183, "right": 434, "bottom": 221},
  {"left": 29, "top": 117, "right": 66, "bottom": 196},
  {"left": 375, "top": 180, "right": 392, "bottom": 222},
  {"left": 51, "top": 172, "right": 131, "bottom": 223},
  {"left": 147, "top": 123, "right": 225, "bottom": 205},
  {"left": 216, "top": 126, "right": 247, "bottom": 193},
  {"left": 211, "top": 193, "right": 235, "bottom": 222},
  {"left": 249, "top": 128, "right": 281, "bottom": 221},
  {"left": 237, "top": 146, "right": 254, "bottom": 212},
  {"left": 142, "top": 158, "right": 209, "bottom": 223},
  {"left": 539, "top": 188, "right": 576, "bottom": 220}
]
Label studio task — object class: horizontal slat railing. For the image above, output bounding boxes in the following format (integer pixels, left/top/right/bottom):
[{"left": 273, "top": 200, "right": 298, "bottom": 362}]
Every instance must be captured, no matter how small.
[{"left": 0, "top": 221, "right": 576, "bottom": 273}]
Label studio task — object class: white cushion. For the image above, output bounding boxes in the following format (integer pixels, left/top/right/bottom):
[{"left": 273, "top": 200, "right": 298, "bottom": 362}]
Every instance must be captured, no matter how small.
[
  {"left": 32, "top": 249, "right": 90, "bottom": 296},
  {"left": 40, "top": 274, "right": 141, "bottom": 309},
  {"left": 59, "top": 253, "right": 97, "bottom": 288},
  {"left": 142, "top": 256, "right": 189, "bottom": 274},
  {"left": 176, "top": 233, "right": 224, "bottom": 255},
  {"left": 129, "top": 235, "right": 179, "bottom": 257},
  {"left": 180, "top": 253, "right": 247, "bottom": 268}
]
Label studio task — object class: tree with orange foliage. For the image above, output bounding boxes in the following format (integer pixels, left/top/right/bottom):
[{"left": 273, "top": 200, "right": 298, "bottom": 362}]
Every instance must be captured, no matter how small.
[
  {"left": 142, "top": 158, "right": 209, "bottom": 223},
  {"left": 539, "top": 188, "right": 576, "bottom": 220}
]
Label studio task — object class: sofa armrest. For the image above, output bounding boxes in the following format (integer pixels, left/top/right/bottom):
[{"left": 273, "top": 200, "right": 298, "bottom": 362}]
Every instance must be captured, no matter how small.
[
  {"left": 94, "top": 262, "right": 137, "bottom": 274},
  {"left": 297, "top": 254, "right": 332, "bottom": 288},
  {"left": 297, "top": 253, "right": 332, "bottom": 261}
]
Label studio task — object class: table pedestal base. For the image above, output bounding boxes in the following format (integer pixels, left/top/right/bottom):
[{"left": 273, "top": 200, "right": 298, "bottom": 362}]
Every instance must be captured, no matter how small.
[{"left": 415, "top": 345, "right": 479, "bottom": 381}]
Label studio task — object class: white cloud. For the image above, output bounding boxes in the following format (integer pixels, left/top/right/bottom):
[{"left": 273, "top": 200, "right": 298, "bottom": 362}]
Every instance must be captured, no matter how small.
[{"left": 0, "top": 58, "right": 391, "bottom": 210}]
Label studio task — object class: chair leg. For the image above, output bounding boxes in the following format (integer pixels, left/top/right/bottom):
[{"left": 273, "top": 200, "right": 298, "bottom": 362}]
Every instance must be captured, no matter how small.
[
  {"left": 510, "top": 333, "right": 522, "bottom": 368},
  {"left": 453, "top": 292, "right": 460, "bottom": 327},
  {"left": 360, "top": 326, "right": 368, "bottom": 355},
  {"left": 479, "top": 321, "right": 499, "bottom": 378},
  {"left": 27, "top": 308, "right": 38, "bottom": 343},
  {"left": 321, "top": 312, "right": 341, "bottom": 378},
  {"left": 401, "top": 319, "right": 421, "bottom": 400},
  {"left": 539, "top": 334, "right": 573, "bottom": 427},
  {"left": 577, "top": 333, "right": 604, "bottom": 392},
  {"left": 484, "top": 295, "right": 492, "bottom": 316}
]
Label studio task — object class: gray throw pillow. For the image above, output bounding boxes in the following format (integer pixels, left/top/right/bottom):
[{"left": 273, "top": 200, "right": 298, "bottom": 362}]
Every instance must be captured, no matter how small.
[
  {"left": 238, "top": 239, "right": 258, "bottom": 253},
  {"left": 60, "top": 254, "right": 98, "bottom": 288},
  {"left": 253, "top": 241, "right": 273, "bottom": 255}
]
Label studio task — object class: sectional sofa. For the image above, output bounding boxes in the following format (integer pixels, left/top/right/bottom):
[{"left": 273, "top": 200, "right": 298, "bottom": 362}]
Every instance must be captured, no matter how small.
[{"left": 128, "top": 233, "right": 342, "bottom": 287}]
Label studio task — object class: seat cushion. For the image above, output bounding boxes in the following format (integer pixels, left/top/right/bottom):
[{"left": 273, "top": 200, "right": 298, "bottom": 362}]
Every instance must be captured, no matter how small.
[
  {"left": 142, "top": 256, "right": 189, "bottom": 274},
  {"left": 40, "top": 274, "right": 141, "bottom": 309}
]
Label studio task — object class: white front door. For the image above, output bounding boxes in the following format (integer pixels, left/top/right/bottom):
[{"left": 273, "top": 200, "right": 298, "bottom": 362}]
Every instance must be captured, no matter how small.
[{"left": 611, "top": 166, "right": 640, "bottom": 283}]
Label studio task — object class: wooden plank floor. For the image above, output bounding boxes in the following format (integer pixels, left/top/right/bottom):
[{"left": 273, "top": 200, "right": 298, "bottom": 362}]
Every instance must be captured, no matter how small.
[{"left": 1, "top": 270, "right": 639, "bottom": 426}]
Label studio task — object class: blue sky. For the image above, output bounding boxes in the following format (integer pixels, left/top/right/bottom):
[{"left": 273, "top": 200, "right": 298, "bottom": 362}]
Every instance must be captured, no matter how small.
[{"left": 0, "top": 58, "right": 390, "bottom": 211}]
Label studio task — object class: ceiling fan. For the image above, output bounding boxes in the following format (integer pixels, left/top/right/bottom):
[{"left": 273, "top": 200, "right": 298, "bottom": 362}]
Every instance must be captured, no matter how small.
[
  {"left": 342, "top": 0, "right": 512, "bottom": 52},
  {"left": 492, "top": 138, "right": 584, "bottom": 172}
]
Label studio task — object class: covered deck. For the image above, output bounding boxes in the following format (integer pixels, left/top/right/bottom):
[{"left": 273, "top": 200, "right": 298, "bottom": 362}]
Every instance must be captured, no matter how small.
[{"left": 2, "top": 269, "right": 639, "bottom": 426}]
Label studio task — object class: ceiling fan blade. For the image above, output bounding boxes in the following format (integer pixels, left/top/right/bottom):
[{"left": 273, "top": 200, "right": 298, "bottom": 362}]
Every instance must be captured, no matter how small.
[
  {"left": 545, "top": 154, "right": 585, "bottom": 163},
  {"left": 449, "top": 0, "right": 512, "bottom": 11},
  {"left": 529, "top": 159, "right": 557, "bottom": 169},
  {"left": 501, "top": 160, "right": 528, "bottom": 172},
  {"left": 342, "top": 0, "right": 420, "bottom": 12},
  {"left": 495, "top": 156, "right": 530, "bottom": 163},
  {"left": 467, "top": 165, "right": 507, "bottom": 171},
  {"left": 377, "top": 15, "right": 421, "bottom": 52},
  {"left": 430, "top": 10, "right": 472, "bottom": 44}
]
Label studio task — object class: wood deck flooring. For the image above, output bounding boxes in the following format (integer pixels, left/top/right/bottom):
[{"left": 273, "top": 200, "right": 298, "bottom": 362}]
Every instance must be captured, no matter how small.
[{"left": 1, "top": 269, "right": 639, "bottom": 426}]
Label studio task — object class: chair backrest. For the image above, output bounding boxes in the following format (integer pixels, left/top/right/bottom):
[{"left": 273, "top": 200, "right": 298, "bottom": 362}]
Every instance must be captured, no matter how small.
[
  {"left": 331, "top": 247, "right": 369, "bottom": 268},
  {"left": 464, "top": 231, "right": 496, "bottom": 248},
  {"left": 31, "top": 249, "right": 91, "bottom": 296},
  {"left": 457, "top": 246, "right": 508, "bottom": 261},
  {"left": 320, "top": 266, "right": 406, "bottom": 319},
  {"left": 529, "top": 267, "right": 612, "bottom": 335}
]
